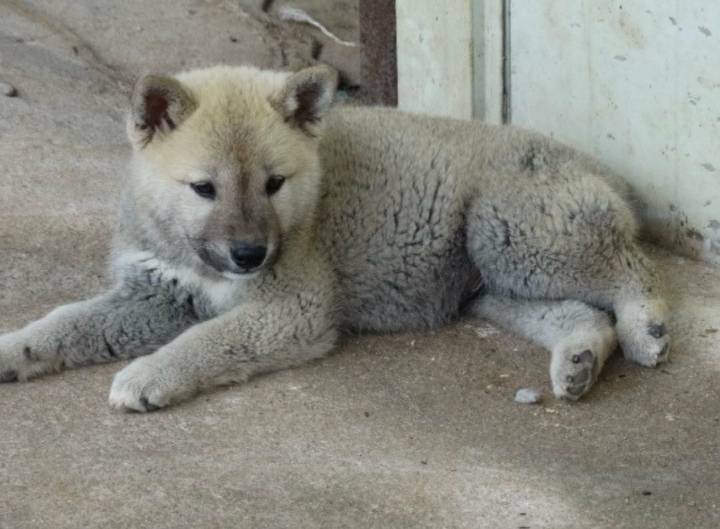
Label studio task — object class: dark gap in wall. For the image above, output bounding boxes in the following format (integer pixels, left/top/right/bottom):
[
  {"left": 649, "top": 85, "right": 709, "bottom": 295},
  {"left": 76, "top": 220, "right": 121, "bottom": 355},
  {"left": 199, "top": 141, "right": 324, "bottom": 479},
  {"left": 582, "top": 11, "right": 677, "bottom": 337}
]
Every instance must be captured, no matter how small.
[
  {"left": 359, "top": 0, "right": 398, "bottom": 105},
  {"left": 502, "top": 0, "right": 512, "bottom": 124}
]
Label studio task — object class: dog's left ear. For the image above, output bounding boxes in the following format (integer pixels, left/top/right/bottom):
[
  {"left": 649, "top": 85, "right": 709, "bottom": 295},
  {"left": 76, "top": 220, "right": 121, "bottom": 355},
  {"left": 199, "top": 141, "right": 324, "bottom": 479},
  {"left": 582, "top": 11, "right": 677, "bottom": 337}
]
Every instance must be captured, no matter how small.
[{"left": 273, "top": 66, "right": 338, "bottom": 135}]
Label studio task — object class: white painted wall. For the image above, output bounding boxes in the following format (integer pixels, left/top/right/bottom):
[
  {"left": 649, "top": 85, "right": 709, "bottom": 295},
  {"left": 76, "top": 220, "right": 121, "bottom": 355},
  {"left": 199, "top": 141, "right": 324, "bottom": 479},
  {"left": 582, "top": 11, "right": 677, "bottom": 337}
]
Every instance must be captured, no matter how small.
[
  {"left": 396, "top": 0, "right": 504, "bottom": 122},
  {"left": 509, "top": 1, "right": 720, "bottom": 264},
  {"left": 396, "top": 0, "right": 474, "bottom": 119}
]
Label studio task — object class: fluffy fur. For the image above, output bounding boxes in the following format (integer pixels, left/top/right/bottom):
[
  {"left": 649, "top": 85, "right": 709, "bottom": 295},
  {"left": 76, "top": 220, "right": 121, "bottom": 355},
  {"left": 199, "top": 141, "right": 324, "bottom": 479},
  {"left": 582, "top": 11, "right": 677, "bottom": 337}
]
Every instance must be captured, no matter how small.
[{"left": 0, "top": 65, "right": 670, "bottom": 410}]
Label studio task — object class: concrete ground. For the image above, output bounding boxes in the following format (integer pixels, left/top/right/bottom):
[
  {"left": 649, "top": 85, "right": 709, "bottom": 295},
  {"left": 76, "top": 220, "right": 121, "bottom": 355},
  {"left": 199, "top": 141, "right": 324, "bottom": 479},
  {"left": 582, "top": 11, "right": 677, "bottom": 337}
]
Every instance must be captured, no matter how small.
[{"left": 1, "top": 2, "right": 719, "bottom": 528}]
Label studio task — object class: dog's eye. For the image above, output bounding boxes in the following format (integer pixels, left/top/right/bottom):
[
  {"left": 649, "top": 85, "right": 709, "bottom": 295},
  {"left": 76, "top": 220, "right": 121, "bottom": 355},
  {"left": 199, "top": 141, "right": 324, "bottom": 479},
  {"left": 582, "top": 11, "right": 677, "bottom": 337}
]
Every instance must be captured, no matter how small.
[
  {"left": 190, "top": 181, "right": 216, "bottom": 200},
  {"left": 266, "top": 175, "right": 286, "bottom": 196}
]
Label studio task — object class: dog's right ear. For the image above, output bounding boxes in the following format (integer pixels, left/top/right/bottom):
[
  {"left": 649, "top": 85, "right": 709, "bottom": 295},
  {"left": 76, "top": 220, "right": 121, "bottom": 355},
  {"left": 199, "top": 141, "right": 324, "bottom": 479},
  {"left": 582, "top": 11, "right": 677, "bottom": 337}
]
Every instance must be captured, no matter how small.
[
  {"left": 127, "top": 75, "right": 196, "bottom": 149},
  {"left": 271, "top": 66, "right": 338, "bottom": 137}
]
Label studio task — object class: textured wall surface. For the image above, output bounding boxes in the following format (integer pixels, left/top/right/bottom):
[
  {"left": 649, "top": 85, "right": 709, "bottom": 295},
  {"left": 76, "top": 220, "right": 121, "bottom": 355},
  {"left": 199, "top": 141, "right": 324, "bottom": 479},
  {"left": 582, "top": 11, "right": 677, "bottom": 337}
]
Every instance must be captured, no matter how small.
[
  {"left": 509, "top": 1, "right": 720, "bottom": 264},
  {"left": 396, "top": 0, "right": 505, "bottom": 122},
  {"left": 396, "top": 0, "right": 474, "bottom": 118}
]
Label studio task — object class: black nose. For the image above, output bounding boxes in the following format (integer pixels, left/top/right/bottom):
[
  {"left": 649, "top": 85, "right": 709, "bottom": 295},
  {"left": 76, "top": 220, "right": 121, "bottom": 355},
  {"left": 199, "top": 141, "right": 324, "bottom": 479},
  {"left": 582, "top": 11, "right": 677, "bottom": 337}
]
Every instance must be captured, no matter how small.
[{"left": 230, "top": 243, "right": 267, "bottom": 271}]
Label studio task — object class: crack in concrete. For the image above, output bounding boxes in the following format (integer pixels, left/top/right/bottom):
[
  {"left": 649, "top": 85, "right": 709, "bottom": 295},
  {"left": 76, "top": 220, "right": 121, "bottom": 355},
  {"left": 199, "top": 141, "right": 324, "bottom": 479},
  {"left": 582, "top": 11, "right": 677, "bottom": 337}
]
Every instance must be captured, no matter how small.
[
  {"left": 4, "top": 0, "right": 131, "bottom": 92},
  {"left": 222, "top": 1, "right": 317, "bottom": 69}
]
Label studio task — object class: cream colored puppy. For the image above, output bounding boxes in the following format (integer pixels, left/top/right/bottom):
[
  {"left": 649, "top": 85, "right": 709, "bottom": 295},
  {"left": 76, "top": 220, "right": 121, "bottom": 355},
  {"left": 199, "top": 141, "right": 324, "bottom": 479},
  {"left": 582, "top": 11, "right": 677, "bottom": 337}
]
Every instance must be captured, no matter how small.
[{"left": 0, "top": 65, "right": 669, "bottom": 410}]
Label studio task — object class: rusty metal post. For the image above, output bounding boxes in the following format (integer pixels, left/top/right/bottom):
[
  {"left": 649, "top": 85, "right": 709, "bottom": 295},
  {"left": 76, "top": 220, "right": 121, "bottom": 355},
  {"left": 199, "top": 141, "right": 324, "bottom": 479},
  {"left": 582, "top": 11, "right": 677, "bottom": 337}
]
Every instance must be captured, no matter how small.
[{"left": 358, "top": 0, "right": 397, "bottom": 106}]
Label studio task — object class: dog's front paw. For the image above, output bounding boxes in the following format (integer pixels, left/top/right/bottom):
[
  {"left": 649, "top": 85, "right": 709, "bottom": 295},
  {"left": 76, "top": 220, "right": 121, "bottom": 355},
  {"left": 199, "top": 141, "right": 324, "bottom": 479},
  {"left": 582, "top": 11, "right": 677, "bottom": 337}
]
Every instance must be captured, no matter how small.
[
  {"left": 109, "top": 356, "right": 190, "bottom": 412},
  {"left": 0, "top": 333, "right": 57, "bottom": 382}
]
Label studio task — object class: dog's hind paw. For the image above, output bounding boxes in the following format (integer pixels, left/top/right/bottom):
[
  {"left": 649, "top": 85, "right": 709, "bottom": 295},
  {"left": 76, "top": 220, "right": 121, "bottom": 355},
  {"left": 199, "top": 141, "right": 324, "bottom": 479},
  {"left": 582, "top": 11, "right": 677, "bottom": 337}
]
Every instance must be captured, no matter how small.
[{"left": 616, "top": 299, "right": 671, "bottom": 368}]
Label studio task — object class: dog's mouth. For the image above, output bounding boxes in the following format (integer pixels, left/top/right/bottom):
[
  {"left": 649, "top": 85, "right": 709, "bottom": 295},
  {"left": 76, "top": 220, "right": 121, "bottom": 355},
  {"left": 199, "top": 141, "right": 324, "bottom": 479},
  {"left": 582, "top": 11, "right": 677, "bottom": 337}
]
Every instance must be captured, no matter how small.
[{"left": 196, "top": 246, "right": 234, "bottom": 275}]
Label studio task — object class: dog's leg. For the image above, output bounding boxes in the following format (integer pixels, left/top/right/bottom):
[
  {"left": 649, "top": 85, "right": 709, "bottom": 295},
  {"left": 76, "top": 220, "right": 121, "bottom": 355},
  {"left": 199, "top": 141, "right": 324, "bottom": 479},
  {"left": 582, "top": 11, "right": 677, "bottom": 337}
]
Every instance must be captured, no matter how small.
[
  {"left": 466, "top": 176, "right": 670, "bottom": 369},
  {"left": 610, "top": 246, "right": 670, "bottom": 367},
  {"left": 108, "top": 276, "right": 338, "bottom": 412},
  {"left": 0, "top": 280, "right": 199, "bottom": 382},
  {"left": 471, "top": 295, "right": 617, "bottom": 400}
]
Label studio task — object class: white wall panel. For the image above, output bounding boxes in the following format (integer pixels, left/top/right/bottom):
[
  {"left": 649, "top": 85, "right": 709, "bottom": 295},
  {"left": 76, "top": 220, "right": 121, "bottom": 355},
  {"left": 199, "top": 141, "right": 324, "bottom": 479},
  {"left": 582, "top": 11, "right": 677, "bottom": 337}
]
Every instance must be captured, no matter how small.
[
  {"left": 509, "top": 1, "right": 720, "bottom": 263},
  {"left": 396, "top": 0, "right": 504, "bottom": 122}
]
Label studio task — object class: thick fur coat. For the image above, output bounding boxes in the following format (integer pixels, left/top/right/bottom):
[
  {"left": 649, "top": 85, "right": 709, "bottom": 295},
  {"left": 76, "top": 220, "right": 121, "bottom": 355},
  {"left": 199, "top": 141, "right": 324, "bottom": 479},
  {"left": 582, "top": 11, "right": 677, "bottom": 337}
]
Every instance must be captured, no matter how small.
[{"left": 0, "top": 65, "right": 670, "bottom": 410}]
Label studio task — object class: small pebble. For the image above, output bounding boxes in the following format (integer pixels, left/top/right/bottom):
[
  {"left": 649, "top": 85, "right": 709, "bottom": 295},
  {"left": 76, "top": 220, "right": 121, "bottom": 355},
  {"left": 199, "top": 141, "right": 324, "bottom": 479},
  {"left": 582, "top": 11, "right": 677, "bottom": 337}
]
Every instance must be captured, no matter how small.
[
  {"left": 0, "top": 81, "right": 18, "bottom": 97},
  {"left": 514, "top": 387, "right": 542, "bottom": 404}
]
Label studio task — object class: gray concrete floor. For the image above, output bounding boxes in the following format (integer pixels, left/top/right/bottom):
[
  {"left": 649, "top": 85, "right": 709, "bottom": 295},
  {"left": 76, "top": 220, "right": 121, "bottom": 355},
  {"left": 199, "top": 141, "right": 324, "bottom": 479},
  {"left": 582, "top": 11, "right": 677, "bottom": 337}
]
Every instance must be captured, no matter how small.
[{"left": 1, "top": 2, "right": 719, "bottom": 528}]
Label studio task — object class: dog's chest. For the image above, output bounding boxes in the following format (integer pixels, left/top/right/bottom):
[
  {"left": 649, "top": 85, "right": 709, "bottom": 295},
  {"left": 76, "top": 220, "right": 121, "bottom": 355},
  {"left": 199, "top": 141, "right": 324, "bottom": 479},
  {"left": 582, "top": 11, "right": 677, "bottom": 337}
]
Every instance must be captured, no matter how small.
[{"left": 116, "top": 251, "right": 243, "bottom": 315}]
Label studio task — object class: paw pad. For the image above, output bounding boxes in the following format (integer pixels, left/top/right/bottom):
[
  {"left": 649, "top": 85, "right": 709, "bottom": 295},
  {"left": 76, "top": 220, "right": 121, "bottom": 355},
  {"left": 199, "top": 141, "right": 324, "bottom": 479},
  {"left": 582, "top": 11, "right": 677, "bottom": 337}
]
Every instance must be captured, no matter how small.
[
  {"left": 565, "top": 367, "right": 591, "bottom": 385},
  {"left": 557, "top": 351, "right": 599, "bottom": 401},
  {"left": 139, "top": 396, "right": 161, "bottom": 412},
  {"left": 648, "top": 323, "right": 667, "bottom": 339},
  {"left": 564, "top": 382, "right": 588, "bottom": 397},
  {"left": 571, "top": 349, "right": 593, "bottom": 364}
]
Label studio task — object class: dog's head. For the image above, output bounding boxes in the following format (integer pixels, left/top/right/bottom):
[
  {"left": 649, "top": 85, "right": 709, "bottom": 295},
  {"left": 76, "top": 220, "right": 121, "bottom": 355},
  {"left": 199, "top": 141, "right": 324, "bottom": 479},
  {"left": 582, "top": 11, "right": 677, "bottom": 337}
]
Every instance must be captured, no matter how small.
[{"left": 126, "top": 65, "right": 337, "bottom": 277}]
